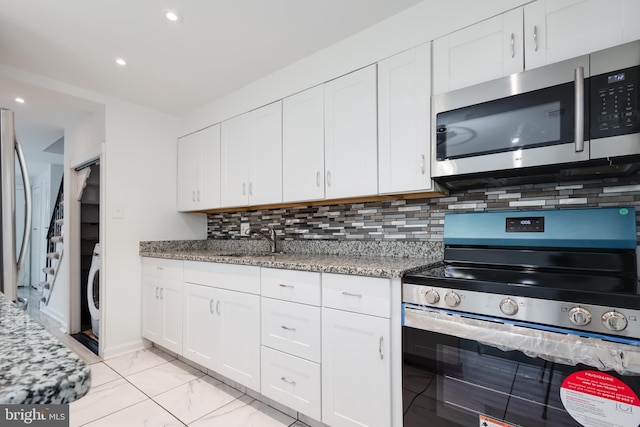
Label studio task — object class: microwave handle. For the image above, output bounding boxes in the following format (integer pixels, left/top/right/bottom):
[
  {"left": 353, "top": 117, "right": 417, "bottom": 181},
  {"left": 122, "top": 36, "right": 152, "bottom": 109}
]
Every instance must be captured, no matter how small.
[{"left": 574, "top": 66, "right": 585, "bottom": 152}]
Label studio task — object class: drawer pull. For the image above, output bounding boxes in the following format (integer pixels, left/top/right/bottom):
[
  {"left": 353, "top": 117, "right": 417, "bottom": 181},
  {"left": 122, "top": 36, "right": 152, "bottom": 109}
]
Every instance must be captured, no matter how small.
[
  {"left": 281, "top": 377, "right": 296, "bottom": 385},
  {"left": 279, "top": 284, "right": 294, "bottom": 288},
  {"left": 281, "top": 325, "right": 296, "bottom": 332},
  {"left": 209, "top": 299, "right": 214, "bottom": 313},
  {"left": 342, "top": 291, "right": 362, "bottom": 298},
  {"left": 379, "top": 336, "right": 384, "bottom": 360}
]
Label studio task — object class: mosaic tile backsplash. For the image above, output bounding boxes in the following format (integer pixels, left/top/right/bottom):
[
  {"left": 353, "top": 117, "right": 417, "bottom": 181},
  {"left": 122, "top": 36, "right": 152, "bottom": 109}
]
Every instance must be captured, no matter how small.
[{"left": 207, "top": 176, "right": 640, "bottom": 242}]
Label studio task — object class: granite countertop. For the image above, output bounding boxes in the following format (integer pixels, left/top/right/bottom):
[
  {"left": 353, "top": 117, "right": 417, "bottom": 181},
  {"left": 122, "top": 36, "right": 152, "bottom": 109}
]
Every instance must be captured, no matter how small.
[
  {"left": 140, "top": 239, "right": 444, "bottom": 278},
  {"left": 0, "top": 293, "right": 91, "bottom": 404}
]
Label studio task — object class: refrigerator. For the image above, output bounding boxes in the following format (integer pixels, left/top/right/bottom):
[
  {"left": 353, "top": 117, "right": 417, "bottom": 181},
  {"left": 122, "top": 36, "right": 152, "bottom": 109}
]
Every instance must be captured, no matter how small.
[{"left": 1, "top": 108, "right": 31, "bottom": 304}]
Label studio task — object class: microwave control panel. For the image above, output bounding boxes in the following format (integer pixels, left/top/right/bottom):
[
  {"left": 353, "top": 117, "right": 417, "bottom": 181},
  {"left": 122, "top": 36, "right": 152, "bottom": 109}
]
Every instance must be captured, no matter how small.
[{"left": 591, "top": 65, "right": 640, "bottom": 139}]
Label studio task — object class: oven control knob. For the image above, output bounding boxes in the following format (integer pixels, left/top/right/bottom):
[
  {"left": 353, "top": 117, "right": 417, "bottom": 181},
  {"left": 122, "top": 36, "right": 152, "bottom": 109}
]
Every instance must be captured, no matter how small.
[
  {"left": 444, "top": 291, "right": 461, "bottom": 307},
  {"left": 568, "top": 307, "right": 592, "bottom": 326},
  {"left": 602, "top": 311, "right": 628, "bottom": 331},
  {"left": 499, "top": 298, "right": 519, "bottom": 316},
  {"left": 424, "top": 290, "right": 440, "bottom": 305}
]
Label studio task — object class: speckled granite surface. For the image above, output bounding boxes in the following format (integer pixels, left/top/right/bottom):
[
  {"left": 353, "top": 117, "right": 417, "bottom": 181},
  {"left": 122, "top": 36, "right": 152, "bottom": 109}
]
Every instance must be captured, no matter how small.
[
  {"left": 140, "top": 240, "right": 443, "bottom": 278},
  {"left": 0, "top": 292, "right": 91, "bottom": 404}
]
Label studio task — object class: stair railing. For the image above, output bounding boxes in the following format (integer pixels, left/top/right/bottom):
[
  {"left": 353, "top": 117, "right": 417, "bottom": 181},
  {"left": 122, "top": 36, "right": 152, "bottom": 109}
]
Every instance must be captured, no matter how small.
[{"left": 42, "top": 178, "right": 64, "bottom": 305}]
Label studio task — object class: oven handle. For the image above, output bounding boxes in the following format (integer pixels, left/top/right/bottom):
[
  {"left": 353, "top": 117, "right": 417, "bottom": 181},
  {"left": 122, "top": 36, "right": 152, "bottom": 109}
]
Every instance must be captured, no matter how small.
[{"left": 403, "top": 305, "right": 640, "bottom": 376}]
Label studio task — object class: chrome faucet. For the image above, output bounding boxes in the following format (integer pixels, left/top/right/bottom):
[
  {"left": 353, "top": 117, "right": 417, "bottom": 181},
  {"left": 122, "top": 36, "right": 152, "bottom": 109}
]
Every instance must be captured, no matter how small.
[{"left": 246, "top": 226, "right": 277, "bottom": 253}]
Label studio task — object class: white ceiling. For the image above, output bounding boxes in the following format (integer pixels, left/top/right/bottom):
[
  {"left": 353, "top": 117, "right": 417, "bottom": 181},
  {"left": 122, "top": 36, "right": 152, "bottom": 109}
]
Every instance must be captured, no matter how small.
[{"left": 0, "top": 0, "right": 422, "bottom": 176}]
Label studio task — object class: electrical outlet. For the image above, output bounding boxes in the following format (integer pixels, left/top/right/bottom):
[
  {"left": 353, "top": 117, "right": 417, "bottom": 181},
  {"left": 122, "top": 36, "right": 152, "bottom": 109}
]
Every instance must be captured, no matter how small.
[{"left": 240, "top": 222, "right": 250, "bottom": 235}]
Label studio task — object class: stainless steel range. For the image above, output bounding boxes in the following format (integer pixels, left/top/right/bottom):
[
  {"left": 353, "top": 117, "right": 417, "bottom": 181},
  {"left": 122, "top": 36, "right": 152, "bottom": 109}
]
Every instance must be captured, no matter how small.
[
  {"left": 404, "top": 207, "right": 640, "bottom": 342},
  {"left": 401, "top": 207, "right": 640, "bottom": 427}
]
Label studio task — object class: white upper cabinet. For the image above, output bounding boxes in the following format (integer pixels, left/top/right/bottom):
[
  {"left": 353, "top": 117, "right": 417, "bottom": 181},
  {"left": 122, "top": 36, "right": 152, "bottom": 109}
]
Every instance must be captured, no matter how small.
[
  {"left": 378, "top": 43, "right": 433, "bottom": 194},
  {"left": 177, "top": 124, "right": 221, "bottom": 211},
  {"left": 525, "top": 0, "right": 640, "bottom": 70},
  {"left": 221, "top": 102, "right": 283, "bottom": 208},
  {"left": 433, "top": 8, "right": 523, "bottom": 94},
  {"left": 324, "top": 65, "right": 378, "bottom": 199},
  {"left": 282, "top": 85, "right": 325, "bottom": 203}
]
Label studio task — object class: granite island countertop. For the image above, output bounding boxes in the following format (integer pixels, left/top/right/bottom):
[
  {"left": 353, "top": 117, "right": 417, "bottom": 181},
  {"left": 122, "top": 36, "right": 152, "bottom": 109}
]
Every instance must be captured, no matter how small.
[
  {"left": 140, "top": 240, "right": 444, "bottom": 278},
  {"left": 0, "top": 292, "right": 91, "bottom": 404}
]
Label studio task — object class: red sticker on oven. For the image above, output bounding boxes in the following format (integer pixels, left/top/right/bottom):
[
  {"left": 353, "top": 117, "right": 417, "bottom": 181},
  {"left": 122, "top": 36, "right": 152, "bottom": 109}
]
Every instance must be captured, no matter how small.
[
  {"left": 560, "top": 370, "right": 640, "bottom": 427},
  {"left": 478, "top": 414, "right": 519, "bottom": 427}
]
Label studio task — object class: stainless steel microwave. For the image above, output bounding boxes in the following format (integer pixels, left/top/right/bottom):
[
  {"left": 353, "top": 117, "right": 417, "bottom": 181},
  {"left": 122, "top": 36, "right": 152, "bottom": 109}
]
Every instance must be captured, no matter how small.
[{"left": 432, "top": 40, "right": 640, "bottom": 190}]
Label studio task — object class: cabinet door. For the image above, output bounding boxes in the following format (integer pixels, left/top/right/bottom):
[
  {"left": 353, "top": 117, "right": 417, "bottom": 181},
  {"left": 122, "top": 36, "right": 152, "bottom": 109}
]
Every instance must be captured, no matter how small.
[
  {"left": 161, "top": 276, "right": 182, "bottom": 354},
  {"left": 220, "top": 114, "right": 249, "bottom": 207},
  {"left": 378, "top": 44, "right": 433, "bottom": 195},
  {"left": 433, "top": 8, "right": 523, "bottom": 94},
  {"left": 322, "top": 308, "right": 391, "bottom": 427},
  {"left": 525, "top": 0, "right": 625, "bottom": 70},
  {"left": 198, "top": 124, "right": 221, "bottom": 210},
  {"left": 324, "top": 65, "right": 378, "bottom": 199},
  {"left": 182, "top": 283, "right": 217, "bottom": 370},
  {"left": 141, "top": 275, "right": 162, "bottom": 343},
  {"left": 623, "top": 0, "right": 640, "bottom": 43},
  {"left": 247, "top": 102, "right": 283, "bottom": 205},
  {"left": 282, "top": 86, "right": 325, "bottom": 203},
  {"left": 177, "top": 132, "right": 200, "bottom": 212},
  {"left": 216, "top": 288, "right": 261, "bottom": 391}
]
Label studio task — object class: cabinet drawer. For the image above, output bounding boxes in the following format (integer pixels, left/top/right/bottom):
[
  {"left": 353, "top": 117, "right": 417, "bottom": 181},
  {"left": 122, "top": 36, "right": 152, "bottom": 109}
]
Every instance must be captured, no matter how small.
[
  {"left": 322, "top": 273, "right": 391, "bottom": 318},
  {"left": 142, "top": 258, "right": 183, "bottom": 280},
  {"left": 261, "top": 268, "right": 321, "bottom": 306},
  {"left": 183, "top": 261, "right": 260, "bottom": 294},
  {"left": 261, "top": 346, "right": 321, "bottom": 421},
  {"left": 261, "top": 298, "right": 321, "bottom": 363}
]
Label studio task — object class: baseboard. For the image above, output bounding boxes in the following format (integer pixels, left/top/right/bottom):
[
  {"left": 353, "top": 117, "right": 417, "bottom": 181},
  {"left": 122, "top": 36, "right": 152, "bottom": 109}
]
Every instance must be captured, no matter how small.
[
  {"left": 40, "top": 305, "right": 68, "bottom": 332},
  {"left": 102, "top": 339, "right": 148, "bottom": 360}
]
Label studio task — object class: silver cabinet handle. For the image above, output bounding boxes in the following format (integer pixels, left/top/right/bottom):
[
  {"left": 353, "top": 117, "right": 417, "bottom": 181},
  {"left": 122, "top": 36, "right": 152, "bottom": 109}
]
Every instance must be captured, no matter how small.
[
  {"left": 249, "top": 182, "right": 253, "bottom": 196},
  {"left": 326, "top": 170, "right": 331, "bottom": 187},
  {"left": 242, "top": 182, "right": 246, "bottom": 196},
  {"left": 216, "top": 300, "right": 221, "bottom": 315},
  {"left": 279, "top": 283, "right": 294, "bottom": 288},
  {"left": 574, "top": 66, "right": 585, "bottom": 152},
  {"left": 159, "top": 288, "right": 164, "bottom": 300},
  {"left": 316, "top": 171, "right": 321, "bottom": 187},
  {"left": 192, "top": 190, "right": 196, "bottom": 202},
  {"left": 197, "top": 190, "right": 200, "bottom": 201},
  {"left": 533, "top": 25, "right": 538, "bottom": 52},
  {"left": 379, "top": 336, "right": 384, "bottom": 360},
  {"left": 342, "top": 291, "right": 362, "bottom": 298},
  {"left": 281, "top": 377, "right": 296, "bottom": 385},
  {"left": 510, "top": 33, "right": 515, "bottom": 58},
  {"left": 155, "top": 287, "right": 160, "bottom": 298},
  {"left": 281, "top": 325, "right": 297, "bottom": 331},
  {"left": 209, "top": 299, "right": 214, "bottom": 313},
  {"left": 420, "top": 154, "right": 425, "bottom": 175}
]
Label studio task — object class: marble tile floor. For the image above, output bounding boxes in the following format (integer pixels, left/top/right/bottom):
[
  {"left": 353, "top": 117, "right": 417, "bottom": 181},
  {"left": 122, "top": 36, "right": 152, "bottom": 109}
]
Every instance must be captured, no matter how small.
[{"left": 70, "top": 347, "right": 316, "bottom": 427}]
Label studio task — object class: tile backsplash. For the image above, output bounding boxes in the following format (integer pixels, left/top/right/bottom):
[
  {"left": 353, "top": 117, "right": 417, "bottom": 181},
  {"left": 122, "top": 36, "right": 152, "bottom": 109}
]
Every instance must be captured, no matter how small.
[{"left": 207, "top": 176, "right": 640, "bottom": 241}]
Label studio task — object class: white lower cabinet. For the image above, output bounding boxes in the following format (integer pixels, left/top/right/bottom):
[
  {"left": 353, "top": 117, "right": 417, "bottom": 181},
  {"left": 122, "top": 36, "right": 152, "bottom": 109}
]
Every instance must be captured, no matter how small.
[
  {"left": 322, "top": 274, "right": 392, "bottom": 427},
  {"left": 182, "top": 262, "right": 261, "bottom": 392},
  {"left": 261, "top": 346, "right": 321, "bottom": 421},
  {"left": 141, "top": 258, "right": 183, "bottom": 354}
]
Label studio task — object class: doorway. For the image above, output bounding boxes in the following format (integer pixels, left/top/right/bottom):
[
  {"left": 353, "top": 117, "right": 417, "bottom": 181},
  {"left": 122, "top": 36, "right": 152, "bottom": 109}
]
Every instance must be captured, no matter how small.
[{"left": 72, "top": 163, "right": 100, "bottom": 355}]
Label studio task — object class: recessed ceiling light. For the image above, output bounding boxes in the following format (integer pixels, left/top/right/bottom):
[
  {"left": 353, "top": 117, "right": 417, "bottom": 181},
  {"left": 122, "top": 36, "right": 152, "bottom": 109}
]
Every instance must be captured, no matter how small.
[
  {"left": 15, "top": 97, "right": 25, "bottom": 104},
  {"left": 163, "top": 9, "right": 182, "bottom": 23},
  {"left": 115, "top": 57, "right": 127, "bottom": 66}
]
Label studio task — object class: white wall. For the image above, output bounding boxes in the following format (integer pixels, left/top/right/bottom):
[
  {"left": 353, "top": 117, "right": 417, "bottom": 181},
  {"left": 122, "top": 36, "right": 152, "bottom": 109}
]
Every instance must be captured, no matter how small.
[
  {"left": 0, "top": 65, "right": 206, "bottom": 357},
  {"left": 182, "top": 0, "right": 527, "bottom": 135}
]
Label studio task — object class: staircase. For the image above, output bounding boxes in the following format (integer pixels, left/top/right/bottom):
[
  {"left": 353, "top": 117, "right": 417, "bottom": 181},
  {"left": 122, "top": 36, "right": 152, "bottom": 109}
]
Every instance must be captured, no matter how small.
[{"left": 41, "top": 180, "right": 64, "bottom": 305}]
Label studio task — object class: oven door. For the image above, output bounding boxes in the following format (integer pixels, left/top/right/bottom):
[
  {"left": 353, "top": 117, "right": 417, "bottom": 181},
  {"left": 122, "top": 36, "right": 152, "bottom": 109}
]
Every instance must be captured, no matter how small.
[
  {"left": 432, "top": 54, "right": 590, "bottom": 180},
  {"left": 403, "top": 305, "right": 640, "bottom": 427}
]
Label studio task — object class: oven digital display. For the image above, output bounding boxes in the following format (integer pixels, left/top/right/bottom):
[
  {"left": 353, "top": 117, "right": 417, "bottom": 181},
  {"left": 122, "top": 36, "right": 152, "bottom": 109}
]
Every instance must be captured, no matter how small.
[{"left": 506, "top": 217, "right": 544, "bottom": 232}]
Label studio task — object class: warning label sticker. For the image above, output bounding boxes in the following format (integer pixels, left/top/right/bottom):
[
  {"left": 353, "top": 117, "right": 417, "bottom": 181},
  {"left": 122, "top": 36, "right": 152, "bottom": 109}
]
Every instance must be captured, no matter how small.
[
  {"left": 478, "top": 414, "right": 520, "bottom": 427},
  {"left": 560, "top": 370, "right": 640, "bottom": 427}
]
